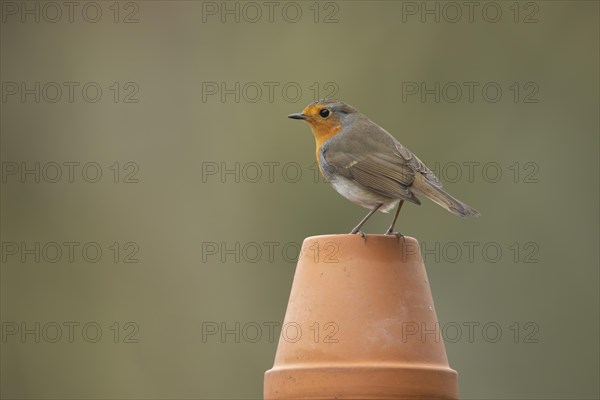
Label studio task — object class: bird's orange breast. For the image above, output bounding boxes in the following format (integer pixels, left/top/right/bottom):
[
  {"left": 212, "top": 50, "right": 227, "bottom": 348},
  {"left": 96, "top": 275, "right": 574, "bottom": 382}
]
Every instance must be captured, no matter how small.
[{"left": 311, "top": 123, "right": 342, "bottom": 170}]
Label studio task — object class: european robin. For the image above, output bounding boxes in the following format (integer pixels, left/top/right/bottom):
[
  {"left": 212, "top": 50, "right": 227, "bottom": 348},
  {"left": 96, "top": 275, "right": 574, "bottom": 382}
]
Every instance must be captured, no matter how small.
[{"left": 288, "top": 99, "right": 480, "bottom": 235}]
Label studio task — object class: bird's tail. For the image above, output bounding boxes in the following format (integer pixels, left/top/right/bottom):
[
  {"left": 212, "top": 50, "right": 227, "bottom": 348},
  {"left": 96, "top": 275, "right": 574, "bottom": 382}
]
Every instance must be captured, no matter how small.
[{"left": 413, "top": 175, "right": 480, "bottom": 217}]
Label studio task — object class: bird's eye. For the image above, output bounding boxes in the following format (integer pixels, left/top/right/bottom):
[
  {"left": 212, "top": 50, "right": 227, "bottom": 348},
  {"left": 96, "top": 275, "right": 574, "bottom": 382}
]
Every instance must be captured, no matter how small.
[{"left": 319, "top": 109, "right": 330, "bottom": 118}]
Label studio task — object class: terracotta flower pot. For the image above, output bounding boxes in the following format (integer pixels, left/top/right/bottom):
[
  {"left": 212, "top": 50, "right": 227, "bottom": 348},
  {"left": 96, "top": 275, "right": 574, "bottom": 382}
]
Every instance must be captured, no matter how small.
[{"left": 264, "top": 234, "right": 458, "bottom": 399}]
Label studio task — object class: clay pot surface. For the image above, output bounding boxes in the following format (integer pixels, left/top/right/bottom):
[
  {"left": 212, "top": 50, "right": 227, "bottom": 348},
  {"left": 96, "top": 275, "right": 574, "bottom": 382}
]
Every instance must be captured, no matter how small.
[{"left": 264, "top": 234, "right": 458, "bottom": 399}]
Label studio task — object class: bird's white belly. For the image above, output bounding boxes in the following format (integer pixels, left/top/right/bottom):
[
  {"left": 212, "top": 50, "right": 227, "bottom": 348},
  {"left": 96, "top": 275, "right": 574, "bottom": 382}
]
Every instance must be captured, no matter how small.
[{"left": 329, "top": 176, "right": 398, "bottom": 213}]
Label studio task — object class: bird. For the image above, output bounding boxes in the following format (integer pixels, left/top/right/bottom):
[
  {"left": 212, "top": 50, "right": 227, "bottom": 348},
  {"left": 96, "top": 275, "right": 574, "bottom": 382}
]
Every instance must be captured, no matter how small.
[{"left": 288, "top": 99, "right": 480, "bottom": 235}]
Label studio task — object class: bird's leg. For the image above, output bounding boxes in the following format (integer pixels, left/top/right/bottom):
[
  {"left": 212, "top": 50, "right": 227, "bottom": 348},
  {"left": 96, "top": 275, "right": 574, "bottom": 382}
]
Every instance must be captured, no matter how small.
[
  {"left": 385, "top": 200, "right": 405, "bottom": 237},
  {"left": 350, "top": 204, "right": 382, "bottom": 235}
]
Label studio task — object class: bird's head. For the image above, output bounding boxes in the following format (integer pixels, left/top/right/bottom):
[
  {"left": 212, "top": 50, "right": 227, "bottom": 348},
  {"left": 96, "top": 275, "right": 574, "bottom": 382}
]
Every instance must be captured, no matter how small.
[{"left": 288, "top": 99, "right": 359, "bottom": 146}]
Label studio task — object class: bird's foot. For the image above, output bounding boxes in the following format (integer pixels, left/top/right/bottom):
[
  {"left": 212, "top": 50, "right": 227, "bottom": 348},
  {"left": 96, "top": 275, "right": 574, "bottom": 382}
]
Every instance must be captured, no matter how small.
[
  {"left": 385, "top": 230, "right": 404, "bottom": 240},
  {"left": 350, "top": 230, "right": 367, "bottom": 240}
]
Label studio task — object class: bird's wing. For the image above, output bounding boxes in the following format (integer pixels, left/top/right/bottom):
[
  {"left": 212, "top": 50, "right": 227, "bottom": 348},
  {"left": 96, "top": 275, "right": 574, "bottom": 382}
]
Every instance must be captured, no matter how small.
[
  {"left": 321, "top": 120, "right": 442, "bottom": 204},
  {"left": 322, "top": 141, "right": 421, "bottom": 204},
  {"left": 393, "top": 141, "right": 443, "bottom": 189}
]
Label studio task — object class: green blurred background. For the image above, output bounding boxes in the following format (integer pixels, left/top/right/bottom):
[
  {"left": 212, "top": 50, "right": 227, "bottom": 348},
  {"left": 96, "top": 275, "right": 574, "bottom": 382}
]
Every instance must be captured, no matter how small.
[{"left": 1, "top": 1, "right": 598, "bottom": 399}]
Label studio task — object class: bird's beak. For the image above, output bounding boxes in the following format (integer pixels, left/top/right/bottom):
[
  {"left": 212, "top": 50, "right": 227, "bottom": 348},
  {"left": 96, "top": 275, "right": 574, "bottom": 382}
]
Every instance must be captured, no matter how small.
[{"left": 288, "top": 113, "right": 307, "bottom": 120}]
